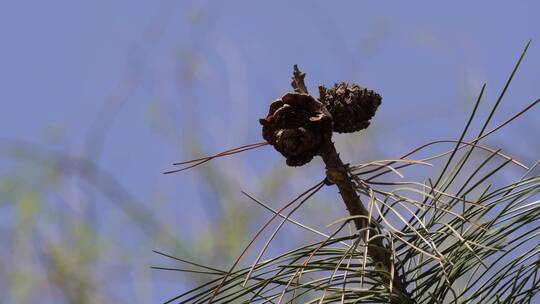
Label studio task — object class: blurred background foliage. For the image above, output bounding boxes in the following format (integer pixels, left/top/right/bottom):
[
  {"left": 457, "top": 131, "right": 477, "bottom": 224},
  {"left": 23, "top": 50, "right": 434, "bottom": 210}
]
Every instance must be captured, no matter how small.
[{"left": 0, "top": 1, "right": 539, "bottom": 303}]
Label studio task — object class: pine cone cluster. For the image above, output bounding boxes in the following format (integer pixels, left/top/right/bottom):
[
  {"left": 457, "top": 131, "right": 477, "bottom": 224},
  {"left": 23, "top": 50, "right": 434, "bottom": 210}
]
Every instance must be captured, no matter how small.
[
  {"left": 260, "top": 66, "right": 382, "bottom": 167},
  {"left": 259, "top": 93, "right": 333, "bottom": 166},
  {"left": 320, "top": 82, "right": 382, "bottom": 133}
]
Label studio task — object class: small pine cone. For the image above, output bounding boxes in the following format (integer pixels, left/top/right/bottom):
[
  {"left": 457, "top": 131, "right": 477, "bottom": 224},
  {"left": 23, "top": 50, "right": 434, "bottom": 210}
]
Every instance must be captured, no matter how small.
[
  {"left": 321, "top": 82, "right": 382, "bottom": 133},
  {"left": 259, "top": 93, "right": 333, "bottom": 166}
]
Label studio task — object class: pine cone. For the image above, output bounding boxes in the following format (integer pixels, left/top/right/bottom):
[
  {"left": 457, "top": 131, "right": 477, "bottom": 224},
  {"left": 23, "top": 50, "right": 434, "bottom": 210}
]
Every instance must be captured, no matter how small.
[
  {"left": 320, "top": 83, "right": 382, "bottom": 133},
  {"left": 259, "top": 93, "right": 333, "bottom": 166}
]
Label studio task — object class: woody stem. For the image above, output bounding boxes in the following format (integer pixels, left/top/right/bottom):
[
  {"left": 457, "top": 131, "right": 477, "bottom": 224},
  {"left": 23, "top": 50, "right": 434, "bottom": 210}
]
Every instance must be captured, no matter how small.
[
  {"left": 290, "top": 64, "right": 410, "bottom": 302},
  {"left": 319, "top": 140, "right": 410, "bottom": 302}
]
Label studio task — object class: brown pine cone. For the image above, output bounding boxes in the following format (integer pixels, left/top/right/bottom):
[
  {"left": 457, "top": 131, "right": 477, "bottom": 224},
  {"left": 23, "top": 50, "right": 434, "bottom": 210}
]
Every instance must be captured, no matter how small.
[
  {"left": 259, "top": 93, "right": 333, "bottom": 166},
  {"left": 320, "top": 83, "right": 382, "bottom": 133}
]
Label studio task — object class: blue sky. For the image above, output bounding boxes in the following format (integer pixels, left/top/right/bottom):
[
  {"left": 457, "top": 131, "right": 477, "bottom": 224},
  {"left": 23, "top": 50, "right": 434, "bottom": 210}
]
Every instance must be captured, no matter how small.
[{"left": 1, "top": 1, "right": 539, "bottom": 302}]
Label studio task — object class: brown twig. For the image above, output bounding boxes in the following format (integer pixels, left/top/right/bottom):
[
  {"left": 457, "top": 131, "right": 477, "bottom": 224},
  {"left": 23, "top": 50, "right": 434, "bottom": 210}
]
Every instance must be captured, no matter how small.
[
  {"left": 319, "top": 140, "right": 409, "bottom": 301},
  {"left": 291, "top": 65, "right": 410, "bottom": 302},
  {"left": 291, "top": 64, "right": 308, "bottom": 94}
]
